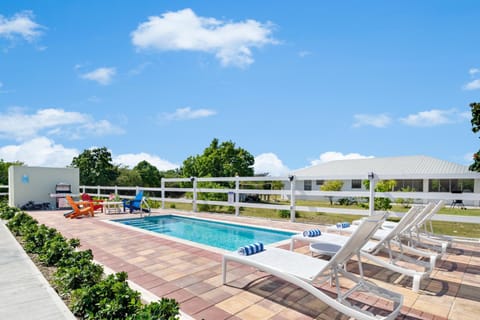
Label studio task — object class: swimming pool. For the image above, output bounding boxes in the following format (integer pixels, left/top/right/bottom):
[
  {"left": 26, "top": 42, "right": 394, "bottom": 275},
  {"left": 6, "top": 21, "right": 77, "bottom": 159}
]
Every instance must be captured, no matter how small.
[{"left": 115, "top": 215, "right": 295, "bottom": 251}]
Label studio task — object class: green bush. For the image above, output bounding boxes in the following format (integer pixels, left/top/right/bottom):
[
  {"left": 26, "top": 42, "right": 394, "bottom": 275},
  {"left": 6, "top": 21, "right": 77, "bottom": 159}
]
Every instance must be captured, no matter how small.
[
  {"left": 133, "top": 298, "right": 179, "bottom": 320},
  {"left": 70, "top": 272, "right": 142, "bottom": 319},
  {"left": 54, "top": 250, "right": 104, "bottom": 295},
  {"left": 7, "top": 212, "right": 38, "bottom": 236},
  {"left": 278, "top": 209, "right": 299, "bottom": 219},
  {"left": 23, "top": 224, "right": 58, "bottom": 254},
  {"left": 0, "top": 205, "right": 21, "bottom": 220}
]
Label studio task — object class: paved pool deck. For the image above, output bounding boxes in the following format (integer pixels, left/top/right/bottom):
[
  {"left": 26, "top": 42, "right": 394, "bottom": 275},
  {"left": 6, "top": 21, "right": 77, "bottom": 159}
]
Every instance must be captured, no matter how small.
[{"left": 20, "top": 209, "right": 480, "bottom": 319}]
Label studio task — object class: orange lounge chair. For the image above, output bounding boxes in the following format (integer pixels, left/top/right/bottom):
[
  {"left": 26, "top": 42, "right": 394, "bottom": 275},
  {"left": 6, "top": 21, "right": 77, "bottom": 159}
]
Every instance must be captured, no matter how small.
[
  {"left": 65, "top": 195, "right": 94, "bottom": 219},
  {"left": 81, "top": 193, "right": 104, "bottom": 212}
]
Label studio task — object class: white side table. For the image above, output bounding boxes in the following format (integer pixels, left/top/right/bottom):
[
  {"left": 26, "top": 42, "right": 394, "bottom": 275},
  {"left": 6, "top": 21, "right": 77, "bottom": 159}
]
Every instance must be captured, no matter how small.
[{"left": 102, "top": 201, "right": 124, "bottom": 214}]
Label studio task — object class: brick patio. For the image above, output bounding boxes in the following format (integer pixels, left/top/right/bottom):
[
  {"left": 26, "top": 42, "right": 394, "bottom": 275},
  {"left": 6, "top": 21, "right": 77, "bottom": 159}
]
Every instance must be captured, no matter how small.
[{"left": 27, "top": 209, "right": 480, "bottom": 320}]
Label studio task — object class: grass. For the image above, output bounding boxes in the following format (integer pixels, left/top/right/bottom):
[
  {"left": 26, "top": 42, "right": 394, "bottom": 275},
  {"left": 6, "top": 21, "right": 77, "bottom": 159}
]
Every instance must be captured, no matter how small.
[{"left": 160, "top": 199, "right": 480, "bottom": 238}]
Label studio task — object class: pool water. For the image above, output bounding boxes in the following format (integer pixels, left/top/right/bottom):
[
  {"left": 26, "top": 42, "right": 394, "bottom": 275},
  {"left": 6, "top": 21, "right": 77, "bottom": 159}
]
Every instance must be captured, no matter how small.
[{"left": 115, "top": 215, "right": 295, "bottom": 251}]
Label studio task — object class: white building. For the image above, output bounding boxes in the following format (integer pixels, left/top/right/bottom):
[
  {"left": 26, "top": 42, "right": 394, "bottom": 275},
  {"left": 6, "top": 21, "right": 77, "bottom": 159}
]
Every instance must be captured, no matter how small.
[{"left": 289, "top": 155, "right": 480, "bottom": 205}]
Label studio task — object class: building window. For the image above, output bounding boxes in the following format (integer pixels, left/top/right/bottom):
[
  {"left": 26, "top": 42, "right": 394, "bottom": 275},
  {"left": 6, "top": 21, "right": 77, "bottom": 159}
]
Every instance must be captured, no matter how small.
[
  {"left": 304, "top": 180, "right": 312, "bottom": 191},
  {"left": 351, "top": 179, "right": 362, "bottom": 189},
  {"left": 393, "top": 179, "right": 424, "bottom": 192},
  {"left": 428, "top": 179, "right": 474, "bottom": 192},
  {"left": 315, "top": 180, "right": 324, "bottom": 186}
]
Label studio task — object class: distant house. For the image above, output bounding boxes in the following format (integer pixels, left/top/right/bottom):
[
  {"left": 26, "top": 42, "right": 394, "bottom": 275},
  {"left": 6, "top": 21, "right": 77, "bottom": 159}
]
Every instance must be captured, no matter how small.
[{"left": 288, "top": 155, "right": 480, "bottom": 204}]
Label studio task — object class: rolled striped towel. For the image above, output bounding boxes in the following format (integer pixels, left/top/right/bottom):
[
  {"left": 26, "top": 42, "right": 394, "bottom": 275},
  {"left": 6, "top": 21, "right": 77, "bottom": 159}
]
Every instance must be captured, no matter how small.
[
  {"left": 336, "top": 222, "right": 350, "bottom": 229},
  {"left": 302, "top": 229, "right": 322, "bottom": 237},
  {"left": 238, "top": 242, "right": 264, "bottom": 256}
]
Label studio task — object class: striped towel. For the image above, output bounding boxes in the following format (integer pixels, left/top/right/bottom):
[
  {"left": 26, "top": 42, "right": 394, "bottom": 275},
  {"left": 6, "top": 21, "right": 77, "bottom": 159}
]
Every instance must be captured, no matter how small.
[
  {"left": 238, "top": 242, "right": 264, "bottom": 256},
  {"left": 303, "top": 229, "right": 322, "bottom": 237},
  {"left": 336, "top": 222, "right": 350, "bottom": 229}
]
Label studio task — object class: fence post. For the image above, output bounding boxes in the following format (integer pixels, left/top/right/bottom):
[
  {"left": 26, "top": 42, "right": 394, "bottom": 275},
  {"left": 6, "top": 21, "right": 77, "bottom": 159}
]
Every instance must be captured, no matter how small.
[
  {"left": 235, "top": 176, "right": 240, "bottom": 216},
  {"left": 97, "top": 186, "right": 100, "bottom": 197},
  {"left": 161, "top": 178, "right": 165, "bottom": 209},
  {"left": 368, "top": 172, "right": 376, "bottom": 216},
  {"left": 191, "top": 177, "right": 197, "bottom": 212},
  {"left": 289, "top": 175, "right": 296, "bottom": 222}
]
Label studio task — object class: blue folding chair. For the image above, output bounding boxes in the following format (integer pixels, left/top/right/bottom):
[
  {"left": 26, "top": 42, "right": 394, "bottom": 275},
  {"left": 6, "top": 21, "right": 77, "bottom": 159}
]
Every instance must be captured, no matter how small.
[{"left": 123, "top": 190, "right": 150, "bottom": 213}]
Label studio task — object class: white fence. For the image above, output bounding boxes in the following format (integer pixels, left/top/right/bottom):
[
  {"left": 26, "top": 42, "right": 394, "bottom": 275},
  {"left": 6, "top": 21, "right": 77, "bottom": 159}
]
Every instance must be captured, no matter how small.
[
  {"left": 78, "top": 174, "right": 480, "bottom": 224},
  {"left": 0, "top": 185, "right": 8, "bottom": 197}
]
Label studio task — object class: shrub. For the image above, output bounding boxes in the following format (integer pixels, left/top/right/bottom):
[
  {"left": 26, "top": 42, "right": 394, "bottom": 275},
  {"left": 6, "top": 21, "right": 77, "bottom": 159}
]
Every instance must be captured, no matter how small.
[
  {"left": 7, "top": 212, "right": 38, "bottom": 236},
  {"left": 39, "top": 234, "right": 75, "bottom": 266},
  {"left": 134, "top": 298, "right": 180, "bottom": 320},
  {"left": 70, "top": 272, "right": 142, "bottom": 319},
  {"left": 54, "top": 250, "right": 104, "bottom": 295},
  {"left": 23, "top": 224, "right": 58, "bottom": 254},
  {"left": 278, "top": 209, "right": 299, "bottom": 219},
  {"left": 0, "top": 205, "right": 21, "bottom": 220},
  {"left": 169, "top": 203, "right": 176, "bottom": 209}
]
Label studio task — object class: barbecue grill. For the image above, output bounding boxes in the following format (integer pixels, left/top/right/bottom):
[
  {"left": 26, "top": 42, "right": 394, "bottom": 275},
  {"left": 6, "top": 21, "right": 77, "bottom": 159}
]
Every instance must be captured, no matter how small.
[{"left": 52, "top": 183, "right": 71, "bottom": 209}]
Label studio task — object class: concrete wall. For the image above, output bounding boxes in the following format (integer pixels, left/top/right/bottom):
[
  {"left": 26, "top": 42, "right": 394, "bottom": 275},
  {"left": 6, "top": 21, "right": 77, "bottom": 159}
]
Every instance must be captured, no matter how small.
[{"left": 8, "top": 166, "right": 79, "bottom": 209}]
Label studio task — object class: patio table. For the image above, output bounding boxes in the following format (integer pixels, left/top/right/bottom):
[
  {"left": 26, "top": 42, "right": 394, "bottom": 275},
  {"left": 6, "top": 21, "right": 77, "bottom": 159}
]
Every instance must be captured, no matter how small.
[{"left": 102, "top": 201, "right": 124, "bottom": 214}]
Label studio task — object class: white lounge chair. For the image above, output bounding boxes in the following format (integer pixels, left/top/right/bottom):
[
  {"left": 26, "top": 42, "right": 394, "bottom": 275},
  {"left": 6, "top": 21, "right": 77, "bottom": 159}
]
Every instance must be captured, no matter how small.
[
  {"left": 292, "top": 204, "right": 438, "bottom": 292},
  {"left": 328, "top": 202, "right": 449, "bottom": 256},
  {"left": 223, "top": 213, "right": 404, "bottom": 320}
]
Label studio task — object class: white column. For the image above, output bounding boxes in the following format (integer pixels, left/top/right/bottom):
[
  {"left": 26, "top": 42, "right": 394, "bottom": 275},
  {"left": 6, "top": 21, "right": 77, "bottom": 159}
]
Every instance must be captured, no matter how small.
[
  {"left": 161, "top": 179, "right": 165, "bottom": 209},
  {"left": 235, "top": 176, "right": 240, "bottom": 216},
  {"left": 368, "top": 172, "right": 376, "bottom": 216},
  {"left": 289, "top": 176, "right": 296, "bottom": 222},
  {"left": 192, "top": 177, "right": 197, "bottom": 212}
]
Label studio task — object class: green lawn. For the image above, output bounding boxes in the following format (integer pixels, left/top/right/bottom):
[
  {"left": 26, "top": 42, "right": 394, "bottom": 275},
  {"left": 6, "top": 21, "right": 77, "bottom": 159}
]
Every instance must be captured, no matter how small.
[{"left": 159, "top": 199, "right": 480, "bottom": 238}]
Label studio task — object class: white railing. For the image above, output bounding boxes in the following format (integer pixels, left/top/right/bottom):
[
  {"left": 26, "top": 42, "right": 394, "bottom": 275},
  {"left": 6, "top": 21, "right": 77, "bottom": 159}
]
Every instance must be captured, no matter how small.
[
  {"left": 79, "top": 174, "right": 480, "bottom": 224},
  {"left": 0, "top": 185, "right": 8, "bottom": 197}
]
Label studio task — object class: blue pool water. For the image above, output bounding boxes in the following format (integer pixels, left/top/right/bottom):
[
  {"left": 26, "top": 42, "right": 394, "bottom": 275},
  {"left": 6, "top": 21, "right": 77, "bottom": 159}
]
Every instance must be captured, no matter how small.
[{"left": 115, "top": 215, "right": 295, "bottom": 251}]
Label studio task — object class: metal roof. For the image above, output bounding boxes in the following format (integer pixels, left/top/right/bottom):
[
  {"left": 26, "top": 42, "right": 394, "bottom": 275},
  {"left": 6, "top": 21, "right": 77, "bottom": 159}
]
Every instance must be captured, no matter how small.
[{"left": 292, "top": 155, "right": 480, "bottom": 179}]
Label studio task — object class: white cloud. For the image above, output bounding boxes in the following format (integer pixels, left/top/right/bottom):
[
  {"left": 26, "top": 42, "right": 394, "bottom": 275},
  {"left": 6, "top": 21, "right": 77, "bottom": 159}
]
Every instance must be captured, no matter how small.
[
  {"left": 400, "top": 109, "right": 459, "bottom": 127},
  {"left": 114, "top": 152, "right": 179, "bottom": 171},
  {"left": 353, "top": 114, "right": 391, "bottom": 128},
  {"left": 0, "top": 11, "right": 43, "bottom": 41},
  {"left": 469, "top": 68, "right": 480, "bottom": 76},
  {"left": 253, "top": 153, "right": 290, "bottom": 176},
  {"left": 310, "top": 151, "right": 374, "bottom": 166},
  {"left": 161, "top": 107, "right": 216, "bottom": 121},
  {"left": 131, "top": 8, "right": 277, "bottom": 68},
  {"left": 0, "top": 108, "right": 123, "bottom": 141},
  {"left": 81, "top": 67, "right": 116, "bottom": 85},
  {"left": 0, "top": 137, "right": 78, "bottom": 167},
  {"left": 464, "top": 79, "right": 480, "bottom": 91},
  {"left": 298, "top": 50, "right": 311, "bottom": 58}
]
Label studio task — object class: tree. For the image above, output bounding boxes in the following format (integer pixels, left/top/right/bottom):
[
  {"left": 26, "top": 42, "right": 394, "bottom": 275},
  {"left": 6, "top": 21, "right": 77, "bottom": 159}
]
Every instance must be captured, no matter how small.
[
  {"left": 116, "top": 167, "right": 142, "bottom": 187},
  {"left": 181, "top": 138, "right": 254, "bottom": 178},
  {"left": 0, "top": 159, "right": 24, "bottom": 185},
  {"left": 320, "top": 180, "right": 344, "bottom": 205},
  {"left": 134, "top": 160, "right": 161, "bottom": 187},
  {"left": 70, "top": 147, "right": 119, "bottom": 186},
  {"left": 363, "top": 179, "right": 396, "bottom": 211},
  {"left": 469, "top": 102, "right": 480, "bottom": 171}
]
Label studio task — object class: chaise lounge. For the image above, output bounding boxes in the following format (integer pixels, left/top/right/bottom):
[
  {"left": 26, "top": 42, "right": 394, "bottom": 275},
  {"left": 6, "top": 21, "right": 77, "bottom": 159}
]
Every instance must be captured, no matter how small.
[{"left": 223, "top": 212, "right": 404, "bottom": 320}]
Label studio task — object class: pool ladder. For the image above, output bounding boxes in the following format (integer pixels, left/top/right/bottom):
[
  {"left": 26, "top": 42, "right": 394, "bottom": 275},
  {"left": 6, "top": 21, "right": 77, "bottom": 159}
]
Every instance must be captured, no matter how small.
[{"left": 140, "top": 198, "right": 151, "bottom": 218}]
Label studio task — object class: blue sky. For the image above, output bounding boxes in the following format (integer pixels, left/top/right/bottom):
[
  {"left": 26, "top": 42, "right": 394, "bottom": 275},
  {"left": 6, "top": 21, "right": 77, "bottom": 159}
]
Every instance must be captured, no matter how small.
[{"left": 1, "top": 1, "right": 479, "bottom": 176}]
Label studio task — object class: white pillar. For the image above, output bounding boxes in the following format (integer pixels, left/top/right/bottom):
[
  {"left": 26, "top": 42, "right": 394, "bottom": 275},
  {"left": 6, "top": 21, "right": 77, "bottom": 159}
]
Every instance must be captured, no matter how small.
[
  {"left": 235, "top": 176, "right": 240, "bottom": 216},
  {"left": 289, "top": 175, "right": 296, "bottom": 222},
  {"left": 192, "top": 177, "right": 197, "bottom": 212},
  {"left": 161, "top": 179, "right": 165, "bottom": 209},
  {"left": 368, "top": 172, "right": 376, "bottom": 216}
]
